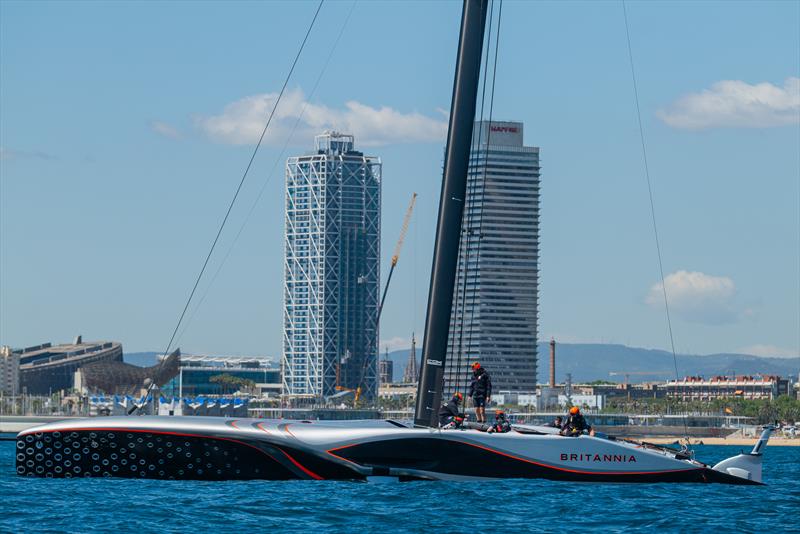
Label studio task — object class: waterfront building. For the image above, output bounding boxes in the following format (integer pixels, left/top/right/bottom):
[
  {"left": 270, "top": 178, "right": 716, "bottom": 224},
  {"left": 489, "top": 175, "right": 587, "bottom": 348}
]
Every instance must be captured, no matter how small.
[
  {"left": 0, "top": 345, "right": 20, "bottom": 395},
  {"left": 283, "top": 132, "right": 381, "bottom": 400},
  {"left": 444, "top": 121, "right": 540, "bottom": 394},
  {"left": 162, "top": 354, "right": 280, "bottom": 397},
  {"left": 17, "top": 337, "right": 123, "bottom": 395},
  {"left": 665, "top": 375, "right": 791, "bottom": 401}
]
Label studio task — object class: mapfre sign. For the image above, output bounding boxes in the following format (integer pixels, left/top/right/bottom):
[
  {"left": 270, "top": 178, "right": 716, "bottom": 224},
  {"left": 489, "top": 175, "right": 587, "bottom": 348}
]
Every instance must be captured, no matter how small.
[{"left": 490, "top": 125, "right": 518, "bottom": 133}]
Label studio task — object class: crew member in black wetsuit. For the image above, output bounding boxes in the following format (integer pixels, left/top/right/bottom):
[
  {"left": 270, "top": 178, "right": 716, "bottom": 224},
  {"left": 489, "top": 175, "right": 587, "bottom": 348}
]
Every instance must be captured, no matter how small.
[
  {"left": 468, "top": 362, "right": 492, "bottom": 423},
  {"left": 438, "top": 392, "right": 464, "bottom": 428},
  {"left": 560, "top": 406, "right": 593, "bottom": 437},
  {"left": 549, "top": 416, "right": 563, "bottom": 428},
  {"left": 487, "top": 410, "right": 511, "bottom": 434}
]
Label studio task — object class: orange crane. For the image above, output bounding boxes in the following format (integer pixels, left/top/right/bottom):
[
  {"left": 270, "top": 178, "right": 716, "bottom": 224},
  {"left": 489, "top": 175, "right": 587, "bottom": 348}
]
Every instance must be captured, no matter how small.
[{"left": 378, "top": 192, "right": 417, "bottom": 318}]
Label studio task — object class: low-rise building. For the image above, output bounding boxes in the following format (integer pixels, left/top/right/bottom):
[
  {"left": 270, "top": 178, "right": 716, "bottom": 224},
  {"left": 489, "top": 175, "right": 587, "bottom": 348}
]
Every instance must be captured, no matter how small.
[
  {"left": 665, "top": 375, "right": 790, "bottom": 401},
  {"left": 558, "top": 394, "right": 605, "bottom": 410},
  {"left": 162, "top": 354, "right": 280, "bottom": 397},
  {"left": 378, "top": 382, "right": 416, "bottom": 399},
  {"left": 574, "top": 382, "right": 665, "bottom": 400},
  {"left": 18, "top": 337, "right": 123, "bottom": 394},
  {"left": 493, "top": 391, "right": 538, "bottom": 407}
]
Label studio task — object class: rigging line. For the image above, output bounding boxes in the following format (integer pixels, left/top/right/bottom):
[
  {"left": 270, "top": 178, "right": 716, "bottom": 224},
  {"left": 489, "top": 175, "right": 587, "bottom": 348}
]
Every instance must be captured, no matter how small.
[
  {"left": 463, "top": 0, "right": 503, "bottom": 397},
  {"left": 454, "top": 0, "right": 495, "bottom": 399},
  {"left": 622, "top": 1, "right": 688, "bottom": 443},
  {"left": 173, "top": 0, "right": 357, "bottom": 348},
  {"left": 131, "top": 0, "right": 325, "bottom": 412}
]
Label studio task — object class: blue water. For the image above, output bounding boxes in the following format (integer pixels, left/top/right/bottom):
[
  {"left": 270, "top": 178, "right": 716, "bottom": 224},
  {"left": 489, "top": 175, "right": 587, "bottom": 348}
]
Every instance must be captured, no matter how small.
[{"left": 1, "top": 437, "right": 798, "bottom": 533}]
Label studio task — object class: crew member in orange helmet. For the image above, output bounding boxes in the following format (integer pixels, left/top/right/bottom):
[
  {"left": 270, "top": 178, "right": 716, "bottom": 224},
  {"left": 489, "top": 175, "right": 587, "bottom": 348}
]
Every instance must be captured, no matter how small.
[
  {"left": 467, "top": 362, "right": 492, "bottom": 423},
  {"left": 560, "top": 406, "right": 593, "bottom": 437}
]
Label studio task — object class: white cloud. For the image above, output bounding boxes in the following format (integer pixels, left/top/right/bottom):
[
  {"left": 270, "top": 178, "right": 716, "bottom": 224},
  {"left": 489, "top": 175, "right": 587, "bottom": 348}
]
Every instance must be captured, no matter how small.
[
  {"left": 196, "top": 88, "right": 447, "bottom": 146},
  {"left": 657, "top": 77, "right": 800, "bottom": 129},
  {"left": 737, "top": 344, "right": 798, "bottom": 359},
  {"left": 646, "top": 270, "right": 739, "bottom": 325},
  {"left": 150, "top": 120, "right": 182, "bottom": 139}
]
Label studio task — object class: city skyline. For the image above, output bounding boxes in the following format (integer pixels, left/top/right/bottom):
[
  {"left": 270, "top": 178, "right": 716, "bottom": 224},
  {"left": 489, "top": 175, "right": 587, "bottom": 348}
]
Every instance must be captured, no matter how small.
[{"left": 1, "top": 1, "right": 798, "bottom": 360}]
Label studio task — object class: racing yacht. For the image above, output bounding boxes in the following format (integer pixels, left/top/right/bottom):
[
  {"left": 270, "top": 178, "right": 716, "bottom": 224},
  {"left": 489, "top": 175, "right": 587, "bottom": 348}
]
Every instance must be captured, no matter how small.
[{"left": 16, "top": 0, "right": 774, "bottom": 484}]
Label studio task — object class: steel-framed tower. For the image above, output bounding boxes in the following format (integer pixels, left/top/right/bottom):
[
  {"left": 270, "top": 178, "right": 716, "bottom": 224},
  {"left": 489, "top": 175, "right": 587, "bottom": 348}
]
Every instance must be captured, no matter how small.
[{"left": 283, "top": 132, "right": 381, "bottom": 400}]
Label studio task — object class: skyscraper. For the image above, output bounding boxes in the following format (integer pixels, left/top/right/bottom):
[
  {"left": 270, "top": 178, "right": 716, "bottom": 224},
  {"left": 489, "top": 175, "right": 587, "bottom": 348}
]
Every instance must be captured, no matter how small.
[
  {"left": 283, "top": 132, "right": 381, "bottom": 400},
  {"left": 444, "top": 120, "right": 540, "bottom": 395}
]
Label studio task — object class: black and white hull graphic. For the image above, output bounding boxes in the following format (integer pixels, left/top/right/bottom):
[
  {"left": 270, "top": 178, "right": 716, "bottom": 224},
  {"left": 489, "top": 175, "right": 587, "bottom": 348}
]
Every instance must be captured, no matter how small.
[{"left": 16, "top": 417, "right": 772, "bottom": 484}]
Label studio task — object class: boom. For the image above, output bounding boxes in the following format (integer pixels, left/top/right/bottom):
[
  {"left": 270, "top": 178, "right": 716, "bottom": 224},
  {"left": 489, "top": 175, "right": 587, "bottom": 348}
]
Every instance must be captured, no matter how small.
[{"left": 378, "top": 192, "right": 417, "bottom": 320}]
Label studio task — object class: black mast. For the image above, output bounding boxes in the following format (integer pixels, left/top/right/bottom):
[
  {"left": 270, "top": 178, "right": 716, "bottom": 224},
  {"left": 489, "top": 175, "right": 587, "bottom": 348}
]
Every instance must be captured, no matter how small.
[{"left": 414, "top": 0, "right": 488, "bottom": 428}]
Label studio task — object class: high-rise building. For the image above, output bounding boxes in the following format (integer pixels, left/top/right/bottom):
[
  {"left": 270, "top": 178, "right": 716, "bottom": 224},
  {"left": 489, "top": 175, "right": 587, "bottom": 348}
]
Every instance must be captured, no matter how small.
[
  {"left": 283, "top": 132, "right": 381, "bottom": 400},
  {"left": 444, "top": 120, "right": 540, "bottom": 395}
]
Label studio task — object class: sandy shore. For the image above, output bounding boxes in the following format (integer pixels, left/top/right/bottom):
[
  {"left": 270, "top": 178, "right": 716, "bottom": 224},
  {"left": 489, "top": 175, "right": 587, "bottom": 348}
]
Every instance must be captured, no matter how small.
[{"left": 633, "top": 436, "right": 799, "bottom": 446}]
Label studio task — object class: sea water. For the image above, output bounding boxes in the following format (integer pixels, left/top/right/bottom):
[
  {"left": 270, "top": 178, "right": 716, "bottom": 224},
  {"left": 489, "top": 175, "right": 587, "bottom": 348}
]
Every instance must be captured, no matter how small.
[{"left": 1, "top": 437, "right": 797, "bottom": 533}]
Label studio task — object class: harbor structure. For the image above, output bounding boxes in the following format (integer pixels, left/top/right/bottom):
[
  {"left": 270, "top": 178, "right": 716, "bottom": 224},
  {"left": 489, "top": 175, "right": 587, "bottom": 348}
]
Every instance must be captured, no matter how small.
[
  {"left": 444, "top": 120, "right": 540, "bottom": 395},
  {"left": 17, "top": 337, "right": 123, "bottom": 395},
  {"left": 283, "top": 132, "right": 381, "bottom": 400},
  {"left": 0, "top": 345, "right": 20, "bottom": 395}
]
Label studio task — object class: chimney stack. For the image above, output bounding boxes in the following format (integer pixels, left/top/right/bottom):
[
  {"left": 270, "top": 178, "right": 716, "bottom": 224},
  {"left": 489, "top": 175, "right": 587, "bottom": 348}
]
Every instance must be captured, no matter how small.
[{"left": 549, "top": 338, "right": 556, "bottom": 388}]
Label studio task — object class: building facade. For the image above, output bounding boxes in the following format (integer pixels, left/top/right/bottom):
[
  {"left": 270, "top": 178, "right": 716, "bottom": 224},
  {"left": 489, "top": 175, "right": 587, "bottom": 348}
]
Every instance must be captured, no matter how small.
[
  {"left": 283, "top": 132, "right": 381, "bottom": 400},
  {"left": 379, "top": 358, "right": 393, "bottom": 386},
  {"left": 1, "top": 345, "right": 20, "bottom": 396},
  {"left": 18, "top": 339, "right": 123, "bottom": 395},
  {"left": 444, "top": 121, "right": 540, "bottom": 395},
  {"left": 162, "top": 354, "right": 280, "bottom": 397},
  {"left": 665, "top": 375, "right": 791, "bottom": 401}
]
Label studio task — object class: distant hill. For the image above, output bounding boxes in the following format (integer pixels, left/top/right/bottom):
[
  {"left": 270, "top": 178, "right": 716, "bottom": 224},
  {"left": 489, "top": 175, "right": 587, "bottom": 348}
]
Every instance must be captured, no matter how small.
[
  {"left": 385, "top": 343, "right": 800, "bottom": 384},
  {"left": 127, "top": 345, "right": 798, "bottom": 384}
]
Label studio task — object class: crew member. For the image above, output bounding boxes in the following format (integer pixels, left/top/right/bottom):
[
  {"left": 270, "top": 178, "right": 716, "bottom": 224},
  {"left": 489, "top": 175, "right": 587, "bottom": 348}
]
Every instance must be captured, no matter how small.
[
  {"left": 487, "top": 409, "right": 511, "bottom": 434},
  {"left": 549, "top": 416, "right": 563, "bottom": 428},
  {"left": 439, "top": 392, "right": 464, "bottom": 428},
  {"left": 468, "top": 362, "right": 492, "bottom": 423},
  {"left": 560, "top": 406, "right": 592, "bottom": 437}
]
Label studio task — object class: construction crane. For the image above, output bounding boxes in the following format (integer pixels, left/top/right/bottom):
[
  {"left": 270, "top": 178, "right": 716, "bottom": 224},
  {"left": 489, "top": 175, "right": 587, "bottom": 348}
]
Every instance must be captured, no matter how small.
[
  {"left": 377, "top": 192, "right": 417, "bottom": 321},
  {"left": 609, "top": 371, "right": 670, "bottom": 388}
]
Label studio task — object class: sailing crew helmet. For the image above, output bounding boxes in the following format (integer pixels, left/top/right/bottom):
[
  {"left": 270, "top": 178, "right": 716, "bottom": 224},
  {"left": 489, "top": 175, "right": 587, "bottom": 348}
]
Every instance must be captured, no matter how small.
[
  {"left": 453, "top": 392, "right": 463, "bottom": 402},
  {"left": 495, "top": 409, "right": 505, "bottom": 417},
  {"left": 471, "top": 362, "right": 481, "bottom": 370},
  {"left": 569, "top": 406, "right": 580, "bottom": 415}
]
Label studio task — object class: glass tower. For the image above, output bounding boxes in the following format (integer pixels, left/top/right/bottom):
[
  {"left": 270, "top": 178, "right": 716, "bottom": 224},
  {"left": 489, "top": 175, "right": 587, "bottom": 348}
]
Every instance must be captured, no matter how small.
[
  {"left": 444, "top": 120, "right": 540, "bottom": 395},
  {"left": 283, "top": 132, "right": 381, "bottom": 400}
]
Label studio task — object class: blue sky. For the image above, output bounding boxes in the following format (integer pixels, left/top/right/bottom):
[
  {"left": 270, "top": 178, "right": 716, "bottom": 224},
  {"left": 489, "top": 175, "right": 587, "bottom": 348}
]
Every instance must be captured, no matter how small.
[{"left": 1, "top": 0, "right": 798, "bottom": 360}]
